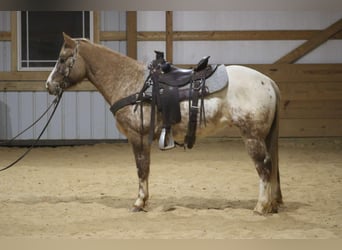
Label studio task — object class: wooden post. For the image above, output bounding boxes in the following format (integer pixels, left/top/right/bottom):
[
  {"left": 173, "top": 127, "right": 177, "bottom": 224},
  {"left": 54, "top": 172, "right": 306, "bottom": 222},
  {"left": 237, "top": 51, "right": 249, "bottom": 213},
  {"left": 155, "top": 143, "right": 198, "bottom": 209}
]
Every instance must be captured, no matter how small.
[
  {"left": 126, "top": 11, "right": 137, "bottom": 59},
  {"left": 93, "top": 11, "right": 100, "bottom": 44},
  {"left": 165, "top": 11, "right": 173, "bottom": 62},
  {"left": 275, "top": 18, "right": 342, "bottom": 64}
]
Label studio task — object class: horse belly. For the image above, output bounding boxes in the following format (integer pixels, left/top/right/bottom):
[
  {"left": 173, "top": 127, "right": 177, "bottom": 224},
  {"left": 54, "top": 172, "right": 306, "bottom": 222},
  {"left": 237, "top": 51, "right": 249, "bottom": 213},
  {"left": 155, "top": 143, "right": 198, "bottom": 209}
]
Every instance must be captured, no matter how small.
[{"left": 172, "top": 95, "right": 230, "bottom": 140}]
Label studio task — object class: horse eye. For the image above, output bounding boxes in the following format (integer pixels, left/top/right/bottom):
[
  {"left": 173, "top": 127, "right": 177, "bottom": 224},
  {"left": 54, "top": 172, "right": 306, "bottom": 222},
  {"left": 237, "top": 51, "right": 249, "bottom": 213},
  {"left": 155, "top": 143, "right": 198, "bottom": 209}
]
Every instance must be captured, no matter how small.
[{"left": 59, "top": 58, "right": 65, "bottom": 64}]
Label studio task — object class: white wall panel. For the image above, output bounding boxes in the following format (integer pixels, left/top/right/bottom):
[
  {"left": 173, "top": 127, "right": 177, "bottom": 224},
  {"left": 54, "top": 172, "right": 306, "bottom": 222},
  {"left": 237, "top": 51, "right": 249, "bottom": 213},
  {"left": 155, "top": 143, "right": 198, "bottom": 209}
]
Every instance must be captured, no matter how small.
[
  {"left": 45, "top": 93, "right": 62, "bottom": 139},
  {"left": 173, "top": 40, "right": 306, "bottom": 64},
  {"left": 76, "top": 92, "right": 92, "bottom": 139},
  {"left": 62, "top": 92, "right": 77, "bottom": 139},
  {"left": 0, "top": 11, "right": 11, "bottom": 71},
  {"left": 2, "top": 93, "right": 19, "bottom": 139},
  {"left": 0, "top": 11, "right": 10, "bottom": 31},
  {"left": 0, "top": 92, "right": 123, "bottom": 141},
  {"left": 102, "top": 41, "right": 127, "bottom": 56},
  {"left": 18, "top": 93, "right": 34, "bottom": 139},
  {"left": 138, "top": 41, "right": 166, "bottom": 64},
  {"left": 137, "top": 11, "right": 165, "bottom": 31},
  {"left": 33, "top": 92, "right": 49, "bottom": 140},
  {"left": 0, "top": 92, "right": 9, "bottom": 138},
  {"left": 101, "top": 11, "right": 126, "bottom": 31},
  {"left": 0, "top": 42, "right": 11, "bottom": 71},
  {"left": 173, "top": 11, "right": 342, "bottom": 30}
]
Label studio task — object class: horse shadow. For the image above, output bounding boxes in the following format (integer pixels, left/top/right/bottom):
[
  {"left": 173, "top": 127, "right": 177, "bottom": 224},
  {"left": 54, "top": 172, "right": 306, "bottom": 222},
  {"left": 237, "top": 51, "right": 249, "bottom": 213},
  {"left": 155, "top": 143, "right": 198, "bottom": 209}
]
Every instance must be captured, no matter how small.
[
  {"left": 97, "top": 195, "right": 307, "bottom": 214},
  {"left": 7, "top": 195, "right": 308, "bottom": 214}
]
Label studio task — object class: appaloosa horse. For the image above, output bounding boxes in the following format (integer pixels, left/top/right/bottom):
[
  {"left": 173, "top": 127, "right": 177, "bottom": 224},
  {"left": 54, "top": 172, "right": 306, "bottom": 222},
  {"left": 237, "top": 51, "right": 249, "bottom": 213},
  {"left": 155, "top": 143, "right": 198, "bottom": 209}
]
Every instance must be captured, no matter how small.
[{"left": 46, "top": 33, "right": 282, "bottom": 214}]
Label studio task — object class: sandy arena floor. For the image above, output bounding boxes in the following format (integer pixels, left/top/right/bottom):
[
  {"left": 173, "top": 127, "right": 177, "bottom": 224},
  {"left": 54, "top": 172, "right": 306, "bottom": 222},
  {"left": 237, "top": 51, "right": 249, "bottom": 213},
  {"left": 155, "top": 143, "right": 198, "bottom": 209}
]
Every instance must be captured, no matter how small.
[{"left": 0, "top": 138, "right": 341, "bottom": 239}]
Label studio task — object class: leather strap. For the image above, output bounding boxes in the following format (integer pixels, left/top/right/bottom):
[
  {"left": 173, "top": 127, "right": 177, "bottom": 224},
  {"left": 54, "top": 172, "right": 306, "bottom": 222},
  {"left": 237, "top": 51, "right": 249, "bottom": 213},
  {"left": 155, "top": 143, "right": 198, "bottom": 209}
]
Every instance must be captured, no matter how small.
[{"left": 110, "top": 94, "right": 139, "bottom": 115}]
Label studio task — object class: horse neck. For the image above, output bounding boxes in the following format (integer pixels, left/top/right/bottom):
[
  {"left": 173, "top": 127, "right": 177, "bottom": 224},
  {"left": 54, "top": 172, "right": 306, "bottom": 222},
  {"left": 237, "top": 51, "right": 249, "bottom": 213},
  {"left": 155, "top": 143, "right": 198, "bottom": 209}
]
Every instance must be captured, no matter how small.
[{"left": 79, "top": 41, "right": 145, "bottom": 105}]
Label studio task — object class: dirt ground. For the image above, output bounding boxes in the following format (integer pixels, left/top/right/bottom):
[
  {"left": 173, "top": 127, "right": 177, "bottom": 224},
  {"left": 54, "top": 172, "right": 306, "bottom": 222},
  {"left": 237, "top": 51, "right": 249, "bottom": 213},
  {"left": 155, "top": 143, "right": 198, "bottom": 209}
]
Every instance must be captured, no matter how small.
[{"left": 0, "top": 138, "right": 341, "bottom": 239}]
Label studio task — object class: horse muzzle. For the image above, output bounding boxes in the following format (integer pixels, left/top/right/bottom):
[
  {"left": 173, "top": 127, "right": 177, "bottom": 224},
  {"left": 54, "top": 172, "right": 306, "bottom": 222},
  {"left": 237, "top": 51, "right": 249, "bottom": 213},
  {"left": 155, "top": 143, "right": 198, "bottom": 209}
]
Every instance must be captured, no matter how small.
[{"left": 46, "top": 80, "right": 63, "bottom": 96}]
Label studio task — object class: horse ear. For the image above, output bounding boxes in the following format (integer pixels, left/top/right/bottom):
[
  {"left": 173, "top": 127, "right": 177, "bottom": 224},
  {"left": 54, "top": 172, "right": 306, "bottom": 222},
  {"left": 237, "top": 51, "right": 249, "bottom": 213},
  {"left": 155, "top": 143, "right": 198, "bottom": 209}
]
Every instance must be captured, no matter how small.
[{"left": 63, "top": 32, "right": 76, "bottom": 48}]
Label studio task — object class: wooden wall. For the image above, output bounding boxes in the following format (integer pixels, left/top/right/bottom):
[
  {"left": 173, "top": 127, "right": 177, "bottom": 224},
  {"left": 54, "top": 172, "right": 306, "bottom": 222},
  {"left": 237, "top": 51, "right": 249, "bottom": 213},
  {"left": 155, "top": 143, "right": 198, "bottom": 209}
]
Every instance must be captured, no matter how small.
[{"left": 1, "top": 11, "right": 342, "bottom": 138}]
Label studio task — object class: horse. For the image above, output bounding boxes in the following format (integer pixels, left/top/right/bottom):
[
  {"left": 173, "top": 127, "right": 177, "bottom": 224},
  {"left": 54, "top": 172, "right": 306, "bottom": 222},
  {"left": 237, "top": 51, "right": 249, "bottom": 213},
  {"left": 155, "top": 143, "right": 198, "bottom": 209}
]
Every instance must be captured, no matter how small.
[{"left": 46, "top": 33, "right": 283, "bottom": 214}]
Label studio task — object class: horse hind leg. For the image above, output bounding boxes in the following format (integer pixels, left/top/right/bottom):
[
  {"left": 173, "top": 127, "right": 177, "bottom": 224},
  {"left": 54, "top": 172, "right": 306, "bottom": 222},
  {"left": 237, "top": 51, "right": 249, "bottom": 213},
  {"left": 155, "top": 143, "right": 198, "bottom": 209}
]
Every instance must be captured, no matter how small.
[{"left": 244, "top": 137, "right": 281, "bottom": 214}]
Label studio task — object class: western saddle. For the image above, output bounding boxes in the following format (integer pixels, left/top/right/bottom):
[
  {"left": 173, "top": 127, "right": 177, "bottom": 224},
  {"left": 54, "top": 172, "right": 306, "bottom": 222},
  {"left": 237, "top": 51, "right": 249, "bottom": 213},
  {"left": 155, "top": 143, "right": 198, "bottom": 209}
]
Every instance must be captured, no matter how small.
[{"left": 111, "top": 51, "right": 218, "bottom": 150}]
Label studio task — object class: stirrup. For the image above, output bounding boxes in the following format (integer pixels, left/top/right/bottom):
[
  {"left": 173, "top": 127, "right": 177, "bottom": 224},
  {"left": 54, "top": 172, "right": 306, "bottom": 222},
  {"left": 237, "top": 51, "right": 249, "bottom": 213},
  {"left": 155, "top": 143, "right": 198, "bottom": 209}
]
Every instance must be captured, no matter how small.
[{"left": 159, "top": 128, "right": 175, "bottom": 150}]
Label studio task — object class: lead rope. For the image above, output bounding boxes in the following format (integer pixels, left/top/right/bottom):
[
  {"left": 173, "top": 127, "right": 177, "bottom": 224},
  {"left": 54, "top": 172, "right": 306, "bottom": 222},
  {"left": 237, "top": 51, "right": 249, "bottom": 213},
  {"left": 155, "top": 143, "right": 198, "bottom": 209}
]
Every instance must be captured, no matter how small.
[{"left": 0, "top": 91, "right": 63, "bottom": 172}]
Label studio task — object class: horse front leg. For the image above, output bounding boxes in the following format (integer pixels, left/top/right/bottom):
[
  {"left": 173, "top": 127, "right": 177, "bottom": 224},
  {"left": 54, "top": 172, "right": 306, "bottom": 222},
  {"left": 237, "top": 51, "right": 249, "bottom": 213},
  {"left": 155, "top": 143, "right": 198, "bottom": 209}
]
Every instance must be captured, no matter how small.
[{"left": 131, "top": 140, "right": 151, "bottom": 212}]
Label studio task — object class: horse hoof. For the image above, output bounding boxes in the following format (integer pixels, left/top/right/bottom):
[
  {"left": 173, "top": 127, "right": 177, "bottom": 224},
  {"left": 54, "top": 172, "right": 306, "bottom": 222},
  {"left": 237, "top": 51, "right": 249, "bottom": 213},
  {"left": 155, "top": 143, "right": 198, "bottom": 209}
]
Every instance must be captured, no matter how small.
[
  {"left": 131, "top": 206, "right": 147, "bottom": 212},
  {"left": 254, "top": 201, "right": 279, "bottom": 215}
]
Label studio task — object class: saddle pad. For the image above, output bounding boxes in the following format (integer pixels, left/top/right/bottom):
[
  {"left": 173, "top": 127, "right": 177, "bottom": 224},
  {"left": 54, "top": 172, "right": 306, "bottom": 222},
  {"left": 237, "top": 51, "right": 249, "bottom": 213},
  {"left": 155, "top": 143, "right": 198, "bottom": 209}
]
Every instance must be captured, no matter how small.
[{"left": 201, "top": 64, "right": 228, "bottom": 94}]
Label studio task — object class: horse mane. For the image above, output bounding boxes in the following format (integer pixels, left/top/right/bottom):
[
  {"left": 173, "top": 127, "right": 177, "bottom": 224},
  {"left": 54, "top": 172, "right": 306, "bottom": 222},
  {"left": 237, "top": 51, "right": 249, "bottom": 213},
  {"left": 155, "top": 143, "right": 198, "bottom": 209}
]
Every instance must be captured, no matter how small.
[
  {"left": 74, "top": 38, "right": 90, "bottom": 42},
  {"left": 70, "top": 36, "right": 145, "bottom": 102},
  {"left": 75, "top": 37, "right": 145, "bottom": 69}
]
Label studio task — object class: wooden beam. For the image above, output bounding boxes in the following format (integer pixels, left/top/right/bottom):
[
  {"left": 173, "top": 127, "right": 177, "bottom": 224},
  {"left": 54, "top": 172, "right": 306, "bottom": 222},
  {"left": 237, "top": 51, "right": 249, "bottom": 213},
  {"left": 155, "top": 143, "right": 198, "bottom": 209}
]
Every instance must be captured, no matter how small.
[
  {"left": 333, "top": 30, "right": 342, "bottom": 39},
  {"left": 1, "top": 64, "right": 341, "bottom": 82},
  {"left": 175, "top": 64, "right": 342, "bottom": 83},
  {"left": 138, "top": 32, "right": 164, "bottom": 41},
  {"left": 99, "top": 30, "right": 342, "bottom": 42},
  {"left": 0, "top": 31, "right": 11, "bottom": 41},
  {"left": 165, "top": 11, "right": 173, "bottom": 62},
  {"left": 277, "top": 81, "right": 342, "bottom": 101},
  {"left": 279, "top": 100, "right": 342, "bottom": 119},
  {"left": 100, "top": 31, "right": 126, "bottom": 41},
  {"left": 172, "top": 30, "right": 334, "bottom": 41},
  {"left": 279, "top": 119, "right": 342, "bottom": 137},
  {"left": 3, "top": 80, "right": 342, "bottom": 102},
  {"left": 126, "top": 11, "right": 137, "bottom": 59},
  {"left": 246, "top": 64, "right": 342, "bottom": 82},
  {"left": 1, "top": 64, "right": 342, "bottom": 95},
  {"left": 275, "top": 18, "right": 342, "bottom": 64},
  {"left": 0, "top": 80, "right": 95, "bottom": 91}
]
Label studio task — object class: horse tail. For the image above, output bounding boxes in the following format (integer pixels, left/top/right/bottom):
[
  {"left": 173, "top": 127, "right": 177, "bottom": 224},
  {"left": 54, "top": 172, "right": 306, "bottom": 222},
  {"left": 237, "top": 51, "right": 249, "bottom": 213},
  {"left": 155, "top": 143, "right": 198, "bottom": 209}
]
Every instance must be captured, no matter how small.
[{"left": 265, "top": 80, "right": 283, "bottom": 204}]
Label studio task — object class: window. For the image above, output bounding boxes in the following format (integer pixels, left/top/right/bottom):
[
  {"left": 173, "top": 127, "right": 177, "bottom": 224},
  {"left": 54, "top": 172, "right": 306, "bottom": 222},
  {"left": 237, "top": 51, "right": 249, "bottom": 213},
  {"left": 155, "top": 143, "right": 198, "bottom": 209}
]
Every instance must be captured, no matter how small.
[{"left": 18, "top": 11, "right": 93, "bottom": 70}]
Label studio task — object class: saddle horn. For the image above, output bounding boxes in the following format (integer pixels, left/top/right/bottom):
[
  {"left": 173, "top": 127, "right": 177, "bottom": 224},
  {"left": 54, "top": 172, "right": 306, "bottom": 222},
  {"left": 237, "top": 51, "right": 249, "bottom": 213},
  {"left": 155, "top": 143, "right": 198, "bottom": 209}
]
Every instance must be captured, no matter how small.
[{"left": 194, "top": 56, "right": 210, "bottom": 72}]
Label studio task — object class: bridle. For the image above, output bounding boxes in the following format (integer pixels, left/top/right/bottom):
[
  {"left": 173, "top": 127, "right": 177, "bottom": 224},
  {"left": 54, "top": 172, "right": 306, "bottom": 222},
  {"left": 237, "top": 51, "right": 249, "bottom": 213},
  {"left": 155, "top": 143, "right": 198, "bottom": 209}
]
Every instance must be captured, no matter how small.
[{"left": 56, "top": 40, "right": 80, "bottom": 93}]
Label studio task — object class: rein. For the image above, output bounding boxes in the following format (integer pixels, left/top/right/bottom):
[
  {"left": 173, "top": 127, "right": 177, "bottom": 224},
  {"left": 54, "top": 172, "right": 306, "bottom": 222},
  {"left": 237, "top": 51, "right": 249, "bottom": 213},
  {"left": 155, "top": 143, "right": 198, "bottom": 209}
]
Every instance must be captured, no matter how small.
[
  {"left": 0, "top": 91, "right": 63, "bottom": 172},
  {"left": 0, "top": 40, "right": 81, "bottom": 172}
]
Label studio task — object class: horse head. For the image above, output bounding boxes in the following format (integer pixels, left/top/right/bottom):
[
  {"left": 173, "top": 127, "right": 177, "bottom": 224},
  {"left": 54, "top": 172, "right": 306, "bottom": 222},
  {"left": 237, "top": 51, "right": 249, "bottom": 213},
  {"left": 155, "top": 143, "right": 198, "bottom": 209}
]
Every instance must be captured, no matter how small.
[{"left": 46, "top": 33, "right": 86, "bottom": 95}]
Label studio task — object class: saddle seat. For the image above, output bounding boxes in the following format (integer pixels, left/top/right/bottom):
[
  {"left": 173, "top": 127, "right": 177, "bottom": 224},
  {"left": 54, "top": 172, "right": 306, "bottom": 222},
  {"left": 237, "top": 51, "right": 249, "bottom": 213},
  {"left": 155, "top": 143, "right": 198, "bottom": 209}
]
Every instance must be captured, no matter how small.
[
  {"left": 157, "top": 56, "right": 213, "bottom": 87},
  {"left": 158, "top": 65, "right": 193, "bottom": 87}
]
